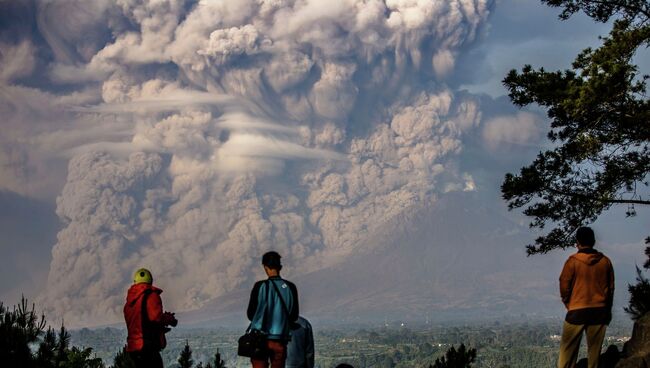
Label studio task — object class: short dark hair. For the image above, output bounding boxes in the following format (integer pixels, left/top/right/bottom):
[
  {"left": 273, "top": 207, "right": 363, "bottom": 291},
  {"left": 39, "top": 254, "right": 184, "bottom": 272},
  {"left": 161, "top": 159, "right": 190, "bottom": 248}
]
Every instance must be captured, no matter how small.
[
  {"left": 262, "top": 251, "right": 282, "bottom": 270},
  {"left": 576, "top": 227, "right": 595, "bottom": 247}
]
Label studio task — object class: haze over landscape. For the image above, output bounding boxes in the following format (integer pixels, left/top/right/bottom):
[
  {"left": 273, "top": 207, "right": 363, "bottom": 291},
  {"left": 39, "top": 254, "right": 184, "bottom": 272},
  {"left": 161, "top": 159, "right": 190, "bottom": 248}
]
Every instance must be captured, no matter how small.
[{"left": 0, "top": 0, "right": 648, "bottom": 330}]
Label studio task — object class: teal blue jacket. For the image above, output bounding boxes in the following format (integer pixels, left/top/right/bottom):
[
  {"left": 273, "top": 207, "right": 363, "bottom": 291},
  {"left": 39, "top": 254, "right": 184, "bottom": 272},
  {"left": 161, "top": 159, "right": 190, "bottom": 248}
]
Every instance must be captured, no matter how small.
[
  {"left": 286, "top": 316, "right": 314, "bottom": 368},
  {"left": 247, "top": 277, "right": 299, "bottom": 341}
]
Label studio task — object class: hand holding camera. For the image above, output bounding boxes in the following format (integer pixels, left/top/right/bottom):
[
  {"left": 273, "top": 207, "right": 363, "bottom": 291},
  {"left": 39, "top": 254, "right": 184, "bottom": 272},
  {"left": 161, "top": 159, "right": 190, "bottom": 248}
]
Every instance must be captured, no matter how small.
[{"left": 162, "top": 311, "right": 178, "bottom": 327}]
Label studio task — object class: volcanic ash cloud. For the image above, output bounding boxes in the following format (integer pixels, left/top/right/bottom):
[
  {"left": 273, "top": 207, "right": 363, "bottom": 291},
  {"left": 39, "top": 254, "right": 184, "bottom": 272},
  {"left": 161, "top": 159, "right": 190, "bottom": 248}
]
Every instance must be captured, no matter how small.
[{"left": 21, "top": 0, "right": 491, "bottom": 326}]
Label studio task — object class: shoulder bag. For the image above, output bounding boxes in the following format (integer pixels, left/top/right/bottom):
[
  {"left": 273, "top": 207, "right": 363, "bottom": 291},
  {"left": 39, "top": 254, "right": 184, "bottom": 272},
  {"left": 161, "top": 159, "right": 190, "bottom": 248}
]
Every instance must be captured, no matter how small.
[{"left": 238, "top": 282, "right": 270, "bottom": 358}]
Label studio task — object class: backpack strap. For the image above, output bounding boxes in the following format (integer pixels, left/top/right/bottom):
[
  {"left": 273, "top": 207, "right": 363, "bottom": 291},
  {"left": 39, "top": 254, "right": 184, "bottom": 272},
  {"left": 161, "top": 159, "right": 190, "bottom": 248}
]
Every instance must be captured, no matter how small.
[
  {"left": 268, "top": 279, "right": 291, "bottom": 319},
  {"left": 140, "top": 289, "right": 161, "bottom": 351},
  {"left": 140, "top": 289, "right": 152, "bottom": 324}
]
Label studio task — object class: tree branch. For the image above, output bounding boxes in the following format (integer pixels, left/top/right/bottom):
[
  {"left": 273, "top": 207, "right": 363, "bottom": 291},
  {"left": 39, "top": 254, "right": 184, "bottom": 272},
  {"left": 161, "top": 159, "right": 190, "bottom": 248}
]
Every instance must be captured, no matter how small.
[
  {"left": 589, "top": 0, "right": 650, "bottom": 21},
  {"left": 545, "top": 186, "right": 650, "bottom": 204}
]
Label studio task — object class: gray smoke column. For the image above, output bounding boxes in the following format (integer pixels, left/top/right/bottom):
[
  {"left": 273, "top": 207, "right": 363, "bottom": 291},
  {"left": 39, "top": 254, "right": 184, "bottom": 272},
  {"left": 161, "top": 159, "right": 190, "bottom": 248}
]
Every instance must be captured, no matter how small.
[{"left": 31, "top": 0, "right": 491, "bottom": 326}]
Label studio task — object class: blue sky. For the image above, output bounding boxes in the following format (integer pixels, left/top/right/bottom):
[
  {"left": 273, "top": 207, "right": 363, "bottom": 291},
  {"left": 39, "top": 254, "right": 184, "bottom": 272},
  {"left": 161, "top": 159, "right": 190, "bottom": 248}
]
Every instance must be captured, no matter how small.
[{"left": 0, "top": 0, "right": 647, "bottom": 327}]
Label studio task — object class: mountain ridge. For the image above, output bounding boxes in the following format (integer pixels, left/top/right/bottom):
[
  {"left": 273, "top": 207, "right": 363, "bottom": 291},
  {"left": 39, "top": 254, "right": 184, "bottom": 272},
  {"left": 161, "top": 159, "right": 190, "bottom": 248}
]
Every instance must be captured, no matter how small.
[{"left": 179, "top": 191, "right": 564, "bottom": 327}]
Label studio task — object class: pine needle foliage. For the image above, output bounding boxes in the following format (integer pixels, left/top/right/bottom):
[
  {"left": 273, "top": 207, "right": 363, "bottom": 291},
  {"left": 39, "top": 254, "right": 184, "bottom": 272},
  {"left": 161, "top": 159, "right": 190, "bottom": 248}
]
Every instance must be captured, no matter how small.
[
  {"left": 178, "top": 340, "right": 194, "bottom": 368},
  {"left": 111, "top": 346, "right": 136, "bottom": 368},
  {"left": 625, "top": 265, "right": 650, "bottom": 320},
  {"left": 0, "top": 296, "right": 105, "bottom": 368},
  {"left": 501, "top": 0, "right": 650, "bottom": 321},
  {"left": 502, "top": 0, "right": 650, "bottom": 255},
  {"left": 430, "top": 344, "right": 476, "bottom": 368}
]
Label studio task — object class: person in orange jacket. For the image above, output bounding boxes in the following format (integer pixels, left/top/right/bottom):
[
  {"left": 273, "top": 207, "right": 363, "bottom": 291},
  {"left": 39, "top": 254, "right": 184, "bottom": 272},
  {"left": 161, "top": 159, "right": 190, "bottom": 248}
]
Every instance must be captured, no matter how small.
[
  {"left": 557, "top": 227, "right": 615, "bottom": 368},
  {"left": 124, "top": 268, "right": 178, "bottom": 368}
]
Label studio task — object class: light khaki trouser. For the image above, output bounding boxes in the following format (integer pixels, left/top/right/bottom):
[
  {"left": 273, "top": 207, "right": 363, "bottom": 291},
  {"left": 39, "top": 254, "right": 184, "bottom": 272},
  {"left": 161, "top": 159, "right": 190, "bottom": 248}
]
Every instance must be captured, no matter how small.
[{"left": 557, "top": 321, "right": 607, "bottom": 368}]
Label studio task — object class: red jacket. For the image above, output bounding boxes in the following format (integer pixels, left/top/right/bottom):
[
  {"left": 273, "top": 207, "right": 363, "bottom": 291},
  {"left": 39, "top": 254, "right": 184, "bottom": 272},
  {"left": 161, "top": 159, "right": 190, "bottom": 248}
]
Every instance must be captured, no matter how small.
[{"left": 124, "top": 283, "right": 168, "bottom": 352}]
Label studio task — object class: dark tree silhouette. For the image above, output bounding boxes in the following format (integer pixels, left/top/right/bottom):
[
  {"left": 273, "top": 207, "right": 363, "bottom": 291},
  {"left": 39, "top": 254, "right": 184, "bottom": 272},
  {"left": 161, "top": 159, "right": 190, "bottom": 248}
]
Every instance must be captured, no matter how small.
[
  {"left": 430, "top": 344, "right": 476, "bottom": 368},
  {"left": 501, "top": 0, "right": 650, "bottom": 317},
  {"left": 57, "top": 323, "right": 72, "bottom": 367},
  {"left": 204, "top": 348, "right": 227, "bottom": 368},
  {"left": 62, "top": 347, "right": 104, "bottom": 368},
  {"left": 178, "top": 340, "right": 194, "bottom": 368},
  {"left": 0, "top": 296, "right": 105, "bottom": 367},
  {"left": 212, "top": 349, "right": 226, "bottom": 368},
  {"left": 0, "top": 297, "right": 46, "bottom": 368},
  {"left": 502, "top": 15, "right": 650, "bottom": 254},
  {"left": 111, "top": 346, "right": 136, "bottom": 368},
  {"left": 542, "top": 0, "right": 650, "bottom": 23},
  {"left": 36, "top": 327, "right": 59, "bottom": 367},
  {"left": 625, "top": 266, "right": 650, "bottom": 320}
]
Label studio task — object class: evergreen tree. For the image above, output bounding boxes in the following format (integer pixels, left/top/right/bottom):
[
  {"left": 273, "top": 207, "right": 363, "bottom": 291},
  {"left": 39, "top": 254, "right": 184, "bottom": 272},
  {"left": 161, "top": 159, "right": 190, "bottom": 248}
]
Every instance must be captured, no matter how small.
[
  {"left": 625, "top": 265, "right": 650, "bottom": 319},
  {"left": 36, "top": 327, "right": 58, "bottom": 368},
  {"left": 500, "top": 0, "right": 650, "bottom": 317},
  {"left": 61, "top": 346, "right": 105, "bottom": 368},
  {"left": 430, "top": 344, "right": 476, "bottom": 368},
  {"left": 502, "top": 13, "right": 650, "bottom": 254},
  {"left": 111, "top": 346, "right": 136, "bottom": 368},
  {"left": 57, "top": 323, "right": 72, "bottom": 367},
  {"left": 0, "top": 296, "right": 46, "bottom": 368},
  {"left": 212, "top": 349, "right": 226, "bottom": 368},
  {"left": 178, "top": 340, "right": 194, "bottom": 368},
  {"left": 0, "top": 297, "right": 105, "bottom": 368}
]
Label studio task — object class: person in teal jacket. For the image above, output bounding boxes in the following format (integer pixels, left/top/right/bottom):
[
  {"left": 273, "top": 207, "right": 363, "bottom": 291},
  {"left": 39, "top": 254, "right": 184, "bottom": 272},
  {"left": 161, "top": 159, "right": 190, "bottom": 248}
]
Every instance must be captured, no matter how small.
[{"left": 247, "top": 251, "right": 299, "bottom": 368}]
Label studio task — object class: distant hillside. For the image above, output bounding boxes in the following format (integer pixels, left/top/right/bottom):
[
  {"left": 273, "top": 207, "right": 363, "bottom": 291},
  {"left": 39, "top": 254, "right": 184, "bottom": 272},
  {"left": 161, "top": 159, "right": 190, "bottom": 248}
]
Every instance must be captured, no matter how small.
[{"left": 180, "top": 191, "right": 567, "bottom": 327}]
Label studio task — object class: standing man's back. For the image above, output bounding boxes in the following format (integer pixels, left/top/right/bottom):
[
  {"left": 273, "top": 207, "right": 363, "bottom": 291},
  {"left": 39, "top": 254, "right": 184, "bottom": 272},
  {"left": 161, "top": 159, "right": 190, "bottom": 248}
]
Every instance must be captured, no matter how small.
[
  {"left": 558, "top": 227, "right": 614, "bottom": 368},
  {"left": 247, "top": 251, "right": 299, "bottom": 368}
]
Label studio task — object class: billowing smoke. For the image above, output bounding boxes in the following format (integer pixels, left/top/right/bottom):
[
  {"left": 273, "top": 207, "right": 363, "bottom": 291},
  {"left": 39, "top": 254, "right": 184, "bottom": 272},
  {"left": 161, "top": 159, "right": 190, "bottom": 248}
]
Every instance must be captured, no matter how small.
[{"left": 2, "top": 0, "right": 491, "bottom": 326}]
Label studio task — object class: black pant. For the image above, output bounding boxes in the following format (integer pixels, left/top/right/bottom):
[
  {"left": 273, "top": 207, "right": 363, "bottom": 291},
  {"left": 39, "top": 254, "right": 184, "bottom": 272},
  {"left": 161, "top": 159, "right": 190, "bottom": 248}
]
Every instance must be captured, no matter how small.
[{"left": 129, "top": 349, "right": 164, "bottom": 368}]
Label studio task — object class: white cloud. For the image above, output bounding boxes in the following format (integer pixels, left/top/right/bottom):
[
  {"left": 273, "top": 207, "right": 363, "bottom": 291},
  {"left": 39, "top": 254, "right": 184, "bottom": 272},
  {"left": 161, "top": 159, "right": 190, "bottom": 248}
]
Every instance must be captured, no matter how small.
[
  {"left": 198, "top": 25, "right": 270, "bottom": 65},
  {"left": 482, "top": 111, "right": 544, "bottom": 150}
]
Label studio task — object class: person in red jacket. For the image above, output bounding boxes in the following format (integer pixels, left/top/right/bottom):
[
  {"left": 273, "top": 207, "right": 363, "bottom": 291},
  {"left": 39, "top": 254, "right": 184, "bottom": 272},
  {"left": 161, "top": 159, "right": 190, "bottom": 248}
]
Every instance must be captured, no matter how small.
[{"left": 124, "top": 268, "right": 178, "bottom": 368}]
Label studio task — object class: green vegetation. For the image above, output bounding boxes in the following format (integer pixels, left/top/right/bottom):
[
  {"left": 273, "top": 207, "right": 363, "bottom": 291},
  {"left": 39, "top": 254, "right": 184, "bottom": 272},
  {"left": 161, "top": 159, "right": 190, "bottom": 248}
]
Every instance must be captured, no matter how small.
[
  {"left": 111, "top": 347, "right": 136, "bottom": 368},
  {"left": 206, "top": 349, "right": 227, "bottom": 368},
  {"left": 501, "top": 0, "right": 650, "bottom": 318},
  {"left": 0, "top": 297, "right": 104, "bottom": 368},
  {"left": 0, "top": 297, "right": 239, "bottom": 368},
  {"left": 64, "top": 318, "right": 630, "bottom": 368},
  {"left": 178, "top": 341, "right": 194, "bottom": 368},
  {"left": 625, "top": 266, "right": 650, "bottom": 320},
  {"left": 501, "top": 0, "right": 650, "bottom": 254},
  {"left": 430, "top": 344, "right": 476, "bottom": 368}
]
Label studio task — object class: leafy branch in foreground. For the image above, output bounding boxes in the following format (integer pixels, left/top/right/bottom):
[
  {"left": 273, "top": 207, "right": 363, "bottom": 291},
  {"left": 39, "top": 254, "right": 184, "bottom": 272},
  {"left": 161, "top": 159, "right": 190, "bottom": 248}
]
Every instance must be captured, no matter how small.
[
  {"left": 542, "top": 0, "right": 650, "bottom": 24},
  {"left": 625, "top": 265, "right": 650, "bottom": 320},
  {"left": 501, "top": 14, "right": 650, "bottom": 254}
]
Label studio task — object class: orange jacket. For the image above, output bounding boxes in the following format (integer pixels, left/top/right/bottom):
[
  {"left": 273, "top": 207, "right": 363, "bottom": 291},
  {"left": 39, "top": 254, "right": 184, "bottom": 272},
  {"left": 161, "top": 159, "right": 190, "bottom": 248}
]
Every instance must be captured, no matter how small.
[
  {"left": 559, "top": 249, "right": 614, "bottom": 311},
  {"left": 124, "top": 283, "right": 169, "bottom": 352}
]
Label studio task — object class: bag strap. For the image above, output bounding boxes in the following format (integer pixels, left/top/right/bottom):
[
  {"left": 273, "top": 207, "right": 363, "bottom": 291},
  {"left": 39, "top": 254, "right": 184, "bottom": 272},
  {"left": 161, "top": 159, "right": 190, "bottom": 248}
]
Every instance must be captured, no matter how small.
[
  {"left": 141, "top": 289, "right": 152, "bottom": 325},
  {"left": 140, "top": 289, "right": 162, "bottom": 350},
  {"left": 268, "top": 279, "right": 291, "bottom": 319}
]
